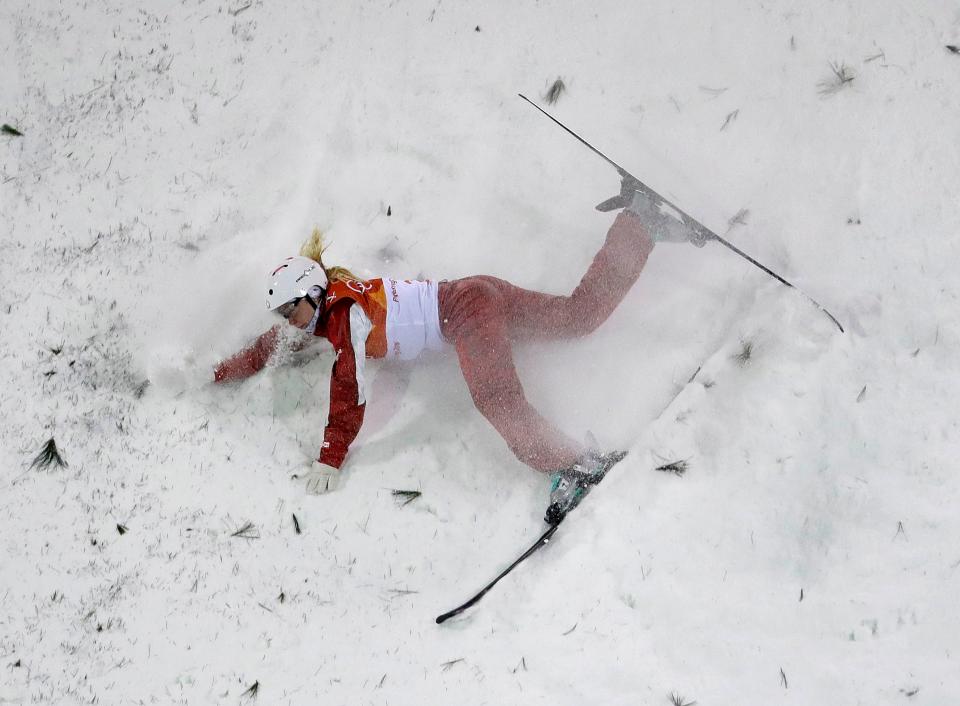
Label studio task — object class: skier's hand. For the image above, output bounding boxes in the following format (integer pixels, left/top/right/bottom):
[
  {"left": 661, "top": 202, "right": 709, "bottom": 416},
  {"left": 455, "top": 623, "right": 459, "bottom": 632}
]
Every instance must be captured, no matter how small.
[{"left": 294, "top": 462, "right": 341, "bottom": 495}]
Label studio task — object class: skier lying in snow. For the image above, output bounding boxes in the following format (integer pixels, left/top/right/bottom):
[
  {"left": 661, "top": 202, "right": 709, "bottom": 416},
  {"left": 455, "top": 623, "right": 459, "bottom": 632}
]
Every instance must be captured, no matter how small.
[{"left": 213, "top": 181, "right": 701, "bottom": 522}]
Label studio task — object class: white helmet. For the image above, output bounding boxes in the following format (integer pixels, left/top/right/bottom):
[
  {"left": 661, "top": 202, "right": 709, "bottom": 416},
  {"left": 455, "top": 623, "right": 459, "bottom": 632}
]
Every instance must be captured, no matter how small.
[{"left": 265, "top": 256, "right": 328, "bottom": 310}]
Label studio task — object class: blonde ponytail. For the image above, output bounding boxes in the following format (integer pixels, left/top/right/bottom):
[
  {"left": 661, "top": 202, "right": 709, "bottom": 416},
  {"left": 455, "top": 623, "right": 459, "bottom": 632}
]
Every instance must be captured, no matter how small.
[{"left": 299, "top": 227, "right": 359, "bottom": 283}]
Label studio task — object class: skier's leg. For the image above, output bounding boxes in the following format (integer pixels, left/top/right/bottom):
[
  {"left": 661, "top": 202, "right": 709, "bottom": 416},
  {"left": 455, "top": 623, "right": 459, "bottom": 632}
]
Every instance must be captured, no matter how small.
[
  {"left": 439, "top": 277, "right": 583, "bottom": 472},
  {"left": 503, "top": 211, "right": 655, "bottom": 340}
]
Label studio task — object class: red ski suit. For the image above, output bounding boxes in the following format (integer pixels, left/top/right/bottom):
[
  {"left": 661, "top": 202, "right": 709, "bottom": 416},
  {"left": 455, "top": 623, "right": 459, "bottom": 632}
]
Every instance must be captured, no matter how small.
[{"left": 214, "top": 211, "right": 655, "bottom": 472}]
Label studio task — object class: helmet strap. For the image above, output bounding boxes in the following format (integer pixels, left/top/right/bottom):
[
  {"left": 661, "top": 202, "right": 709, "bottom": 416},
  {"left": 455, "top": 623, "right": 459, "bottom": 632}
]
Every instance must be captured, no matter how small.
[{"left": 305, "top": 284, "right": 325, "bottom": 311}]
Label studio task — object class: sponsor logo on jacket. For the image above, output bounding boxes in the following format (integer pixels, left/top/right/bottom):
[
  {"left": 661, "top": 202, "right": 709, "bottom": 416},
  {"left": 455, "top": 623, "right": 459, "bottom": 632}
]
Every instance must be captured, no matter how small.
[{"left": 345, "top": 279, "right": 373, "bottom": 295}]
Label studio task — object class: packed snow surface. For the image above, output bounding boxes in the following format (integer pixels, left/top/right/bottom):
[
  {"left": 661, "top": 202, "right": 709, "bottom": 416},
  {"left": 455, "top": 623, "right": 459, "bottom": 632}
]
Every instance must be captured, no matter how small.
[{"left": 3, "top": 1, "right": 960, "bottom": 704}]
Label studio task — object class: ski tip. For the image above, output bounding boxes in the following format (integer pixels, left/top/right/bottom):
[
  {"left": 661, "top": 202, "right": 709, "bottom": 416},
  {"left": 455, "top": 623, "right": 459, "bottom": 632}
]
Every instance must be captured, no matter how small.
[
  {"left": 824, "top": 308, "right": 845, "bottom": 333},
  {"left": 436, "top": 608, "right": 458, "bottom": 624},
  {"left": 436, "top": 606, "right": 467, "bottom": 624}
]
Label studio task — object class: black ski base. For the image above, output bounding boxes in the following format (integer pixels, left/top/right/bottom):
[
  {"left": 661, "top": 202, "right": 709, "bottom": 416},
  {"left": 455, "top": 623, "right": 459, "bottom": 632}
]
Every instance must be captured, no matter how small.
[{"left": 435, "top": 523, "right": 558, "bottom": 624}]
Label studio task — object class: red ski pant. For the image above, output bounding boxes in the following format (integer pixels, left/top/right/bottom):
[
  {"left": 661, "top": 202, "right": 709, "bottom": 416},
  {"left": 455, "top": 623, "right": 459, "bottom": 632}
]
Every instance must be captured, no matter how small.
[{"left": 437, "top": 211, "right": 655, "bottom": 472}]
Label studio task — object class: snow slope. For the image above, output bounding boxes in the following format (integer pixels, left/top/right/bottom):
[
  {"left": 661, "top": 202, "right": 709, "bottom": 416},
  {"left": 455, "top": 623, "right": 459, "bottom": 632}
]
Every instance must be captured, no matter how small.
[{"left": 3, "top": 0, "right": 960, "bottom": 703}]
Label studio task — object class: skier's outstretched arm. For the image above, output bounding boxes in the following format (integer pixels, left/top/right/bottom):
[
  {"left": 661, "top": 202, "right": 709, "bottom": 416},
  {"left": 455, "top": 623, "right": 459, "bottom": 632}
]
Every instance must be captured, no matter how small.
[
  {"left": 214, "top": 321, "right": 322, "bottom": 382},
  {"left": 213, "top": 325, "right": 282, "bottom": 383},
  {"left": 307, "top": 302, "right": 370, "bottom": 491}
]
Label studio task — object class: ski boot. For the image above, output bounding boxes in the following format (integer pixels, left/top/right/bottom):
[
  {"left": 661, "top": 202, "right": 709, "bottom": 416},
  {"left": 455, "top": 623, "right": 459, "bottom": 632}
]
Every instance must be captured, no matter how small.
[
  {"left": 596, "top": 175, "right": 708, "bottom": 247},
  {"left": 544, "top": 450, "right": 627, "bottom": 526}
]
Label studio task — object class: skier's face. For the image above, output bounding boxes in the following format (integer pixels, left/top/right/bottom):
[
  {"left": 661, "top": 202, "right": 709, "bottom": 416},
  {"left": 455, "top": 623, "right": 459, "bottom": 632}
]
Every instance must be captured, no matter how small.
[{"left": 286, "top": 298, "right": 316, "bottom": 329}]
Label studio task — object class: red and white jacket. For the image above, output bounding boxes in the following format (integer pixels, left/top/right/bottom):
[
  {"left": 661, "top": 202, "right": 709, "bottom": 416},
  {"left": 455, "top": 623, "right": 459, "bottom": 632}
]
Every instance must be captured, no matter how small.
[{"left": 214, "top": 277, "right": 445, "bottom": 468}]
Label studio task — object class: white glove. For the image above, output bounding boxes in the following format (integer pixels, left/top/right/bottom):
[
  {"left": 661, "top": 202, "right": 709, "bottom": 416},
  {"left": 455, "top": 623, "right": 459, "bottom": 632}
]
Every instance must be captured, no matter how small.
[{"left": 296, "top": 462, "right": 341, "bottom": 495}]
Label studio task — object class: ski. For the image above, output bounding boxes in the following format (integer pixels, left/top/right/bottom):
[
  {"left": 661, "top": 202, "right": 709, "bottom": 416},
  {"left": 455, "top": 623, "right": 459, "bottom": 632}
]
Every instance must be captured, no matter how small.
[
  {"left": 518, "top": 94, "right": 844, "bottom": 334},
  {"left": 435, "top": 523, "right": 559, "bottom": 624},
  {"left": 435, "top": 452, "right": 625, "bottom": 624}
]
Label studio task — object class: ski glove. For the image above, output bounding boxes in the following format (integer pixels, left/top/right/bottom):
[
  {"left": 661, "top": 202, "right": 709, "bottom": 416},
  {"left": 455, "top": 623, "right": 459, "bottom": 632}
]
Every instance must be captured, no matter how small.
[
  {"left": 596, "top": 175, "right": 708, "bottom": 247},
  {"left": 296, "top": 462, "right": 341, "bottom": 495}
]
